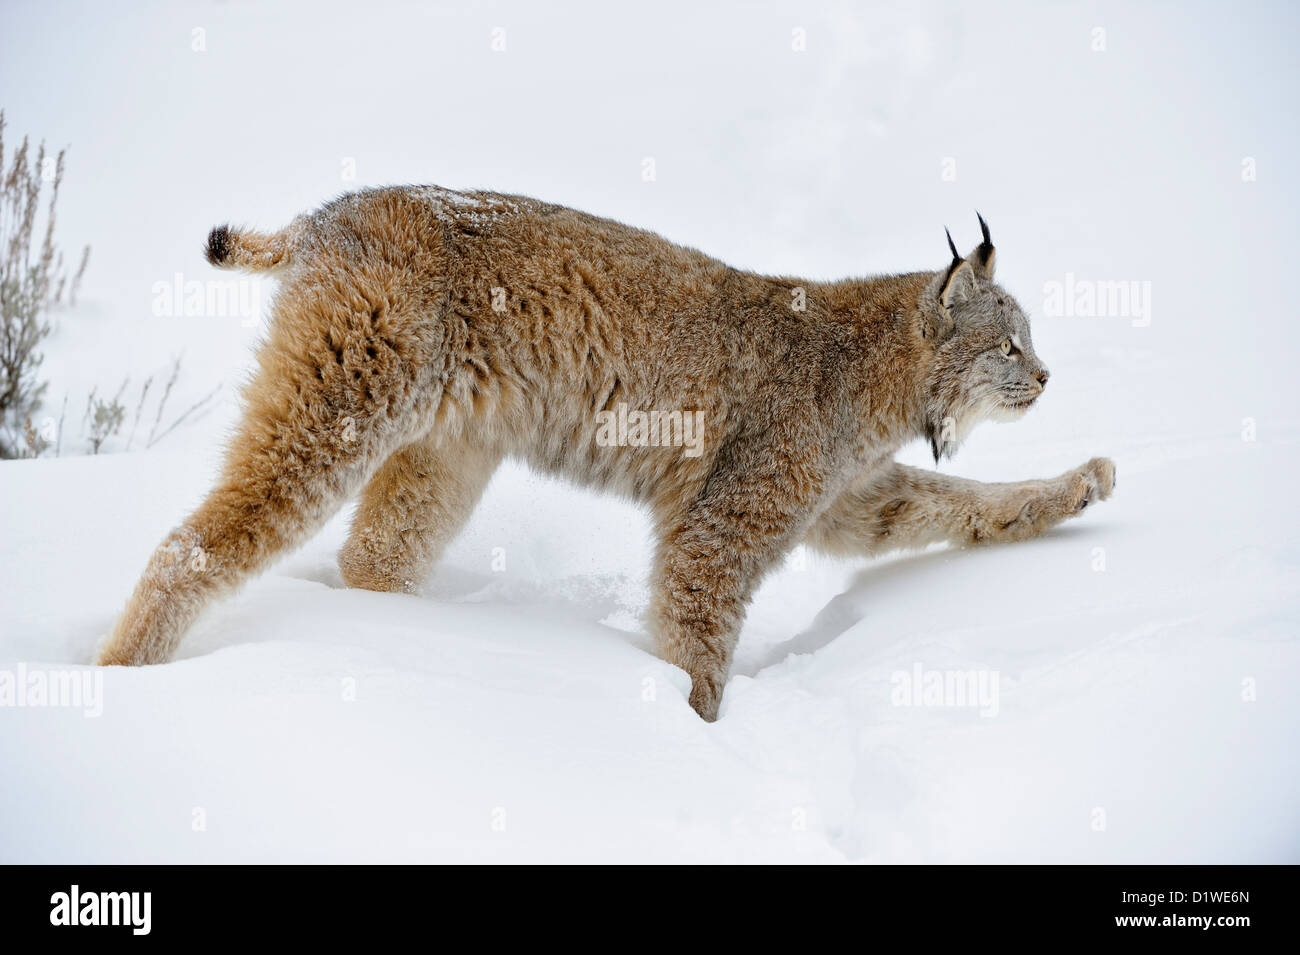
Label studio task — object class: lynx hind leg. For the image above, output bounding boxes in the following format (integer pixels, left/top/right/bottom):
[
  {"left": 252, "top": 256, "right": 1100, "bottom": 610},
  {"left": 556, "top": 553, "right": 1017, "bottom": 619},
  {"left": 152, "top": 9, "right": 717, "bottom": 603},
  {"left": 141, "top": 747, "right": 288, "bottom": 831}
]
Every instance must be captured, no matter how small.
[
  {"left": 97, "top": 399, "right": 396, "bottom": 667},
  {"left": 97, "top": 289, "right": 433, "bottom": 667},
  {"left": 339, "top": 434, "right": 502, "bottom": 593}
]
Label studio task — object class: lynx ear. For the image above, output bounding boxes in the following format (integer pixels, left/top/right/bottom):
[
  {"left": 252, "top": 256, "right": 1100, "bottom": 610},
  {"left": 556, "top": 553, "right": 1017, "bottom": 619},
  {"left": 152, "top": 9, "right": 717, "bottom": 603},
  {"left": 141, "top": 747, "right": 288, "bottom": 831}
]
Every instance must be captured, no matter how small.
[
  {"left": 971, "top": 211, "right": 996, "bottom": 279},
  {"left": 923, "top": 227, "right": 976, "bottom": 338},
  {"left": 940, "top": 258, "right": 978, "bottom": 311}
]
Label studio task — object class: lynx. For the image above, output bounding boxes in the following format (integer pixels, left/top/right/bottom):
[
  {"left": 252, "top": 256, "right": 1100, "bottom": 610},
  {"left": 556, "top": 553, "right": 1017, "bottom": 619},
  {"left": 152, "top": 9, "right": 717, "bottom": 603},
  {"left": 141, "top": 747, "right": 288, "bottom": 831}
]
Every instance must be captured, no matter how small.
[{"left": 96, "top": 187, "right": 1115, "bottom": 720}]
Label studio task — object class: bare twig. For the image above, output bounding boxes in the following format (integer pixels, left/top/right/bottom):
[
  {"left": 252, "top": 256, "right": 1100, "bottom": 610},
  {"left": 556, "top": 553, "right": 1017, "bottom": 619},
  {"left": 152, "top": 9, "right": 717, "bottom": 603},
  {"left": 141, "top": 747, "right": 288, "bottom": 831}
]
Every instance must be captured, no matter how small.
[
  {"left": 146, "top": 355, "right": 182, "bottom": 447},
  {"left": 0, "top": 110, "right": 90, "bottom": 457},
  {"left": 55, "top": 391, "right": 66, "bottom": 456},
  {"left": 125, "top": 375, "right": 152, "bottom": 451},
  {"left": 146, "top": 382, "right": 221, "bottom": 449},
  {"left": 81, "top": 385, "right": 96, "bottom": 435}
]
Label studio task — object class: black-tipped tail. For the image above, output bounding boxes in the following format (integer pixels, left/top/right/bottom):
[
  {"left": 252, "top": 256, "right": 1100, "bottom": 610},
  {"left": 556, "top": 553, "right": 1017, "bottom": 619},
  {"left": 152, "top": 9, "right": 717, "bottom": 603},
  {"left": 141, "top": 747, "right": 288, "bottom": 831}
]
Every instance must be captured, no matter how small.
[
  {"left": 204, "top": 224, "right": 232, "bottom": 266},
  {"left": 202, "top": 224, "right": 290, "bottom": 272}
]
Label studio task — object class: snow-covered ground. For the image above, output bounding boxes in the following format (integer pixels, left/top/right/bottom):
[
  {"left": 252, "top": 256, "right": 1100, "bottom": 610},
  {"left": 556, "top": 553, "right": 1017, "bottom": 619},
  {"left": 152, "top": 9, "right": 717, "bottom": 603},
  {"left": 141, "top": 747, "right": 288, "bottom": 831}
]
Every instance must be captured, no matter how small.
[{"left": 2, "top": 0, "right": 1297, "bottom": 862}]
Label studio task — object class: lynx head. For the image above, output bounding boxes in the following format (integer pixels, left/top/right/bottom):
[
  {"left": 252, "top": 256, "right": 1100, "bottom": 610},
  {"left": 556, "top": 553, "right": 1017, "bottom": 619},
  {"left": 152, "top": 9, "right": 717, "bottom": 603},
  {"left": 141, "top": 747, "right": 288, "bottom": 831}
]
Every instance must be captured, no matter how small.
[{"left": 919, "top": 215, "right": 1049, "bottom": 462}]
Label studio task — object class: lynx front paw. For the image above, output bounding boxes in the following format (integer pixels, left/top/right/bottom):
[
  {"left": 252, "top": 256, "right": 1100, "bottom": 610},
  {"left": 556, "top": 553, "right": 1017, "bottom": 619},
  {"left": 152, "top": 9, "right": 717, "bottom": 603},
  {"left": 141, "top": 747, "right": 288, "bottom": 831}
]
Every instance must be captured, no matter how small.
[
  {"left": 668, "top": 648, "right": 725, "bottom": 721},
  {"left": 688, "top": 677, "right": 723, "bottom": 722},
  {"left": 1068, "top": 457, "right": 1116, "bottom": 512}
]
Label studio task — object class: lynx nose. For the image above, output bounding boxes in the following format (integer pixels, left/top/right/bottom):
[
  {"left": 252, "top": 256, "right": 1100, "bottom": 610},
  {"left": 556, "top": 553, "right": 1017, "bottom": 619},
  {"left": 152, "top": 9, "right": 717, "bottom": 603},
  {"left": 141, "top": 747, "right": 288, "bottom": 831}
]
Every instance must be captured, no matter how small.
[{"left": 1035, "top": 369, "right": 1050, "bottom": 388}]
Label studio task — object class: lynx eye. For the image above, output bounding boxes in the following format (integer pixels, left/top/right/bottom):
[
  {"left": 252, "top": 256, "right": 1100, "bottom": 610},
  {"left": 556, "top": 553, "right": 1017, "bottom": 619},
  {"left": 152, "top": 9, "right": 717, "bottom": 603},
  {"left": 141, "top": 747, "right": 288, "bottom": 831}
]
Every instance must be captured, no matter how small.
[{"left": 999, "top": 339, "right": 1013, "bottom": 355}]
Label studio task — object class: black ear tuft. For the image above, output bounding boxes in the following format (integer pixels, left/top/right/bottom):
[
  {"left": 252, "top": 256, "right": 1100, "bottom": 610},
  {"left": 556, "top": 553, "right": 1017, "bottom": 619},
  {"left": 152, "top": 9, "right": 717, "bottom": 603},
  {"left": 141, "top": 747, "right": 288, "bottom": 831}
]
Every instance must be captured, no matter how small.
[
  {"left": 938, "top": 226, "right": 971, "bottom": 311},
  {"left": 972, "top": 211, "right": 996, "bottom": 279},
  {"left": 939, "top": 226, "right": 965, "bottom": 294}
]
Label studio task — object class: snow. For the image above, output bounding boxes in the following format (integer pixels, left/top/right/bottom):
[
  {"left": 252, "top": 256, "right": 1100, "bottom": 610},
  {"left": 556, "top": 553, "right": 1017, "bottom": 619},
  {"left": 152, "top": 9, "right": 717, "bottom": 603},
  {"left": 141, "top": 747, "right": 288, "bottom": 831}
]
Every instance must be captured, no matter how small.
[{"left": 1, "top": 0, "right": 1298, "bottom": 862}]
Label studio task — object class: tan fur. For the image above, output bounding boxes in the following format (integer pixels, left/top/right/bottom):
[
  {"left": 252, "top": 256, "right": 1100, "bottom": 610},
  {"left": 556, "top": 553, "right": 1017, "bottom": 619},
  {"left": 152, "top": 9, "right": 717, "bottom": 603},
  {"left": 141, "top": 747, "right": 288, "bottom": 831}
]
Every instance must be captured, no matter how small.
[{"left": 97, "top": 186, "right": 1115, "bottom": 720}]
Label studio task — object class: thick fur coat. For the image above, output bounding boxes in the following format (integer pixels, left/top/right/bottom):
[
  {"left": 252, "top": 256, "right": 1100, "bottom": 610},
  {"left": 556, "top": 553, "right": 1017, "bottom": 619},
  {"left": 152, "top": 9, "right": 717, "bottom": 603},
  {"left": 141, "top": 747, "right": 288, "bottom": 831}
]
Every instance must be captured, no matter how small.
[{"left": 97, "top": 187, "right": 1114, "bottom": 720}]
